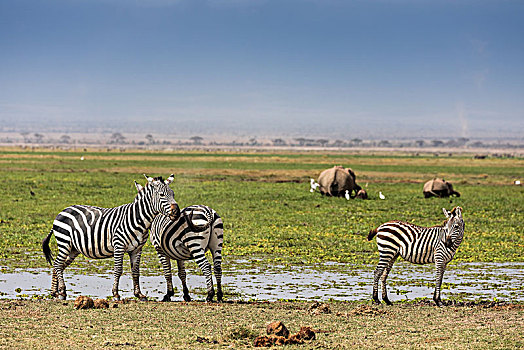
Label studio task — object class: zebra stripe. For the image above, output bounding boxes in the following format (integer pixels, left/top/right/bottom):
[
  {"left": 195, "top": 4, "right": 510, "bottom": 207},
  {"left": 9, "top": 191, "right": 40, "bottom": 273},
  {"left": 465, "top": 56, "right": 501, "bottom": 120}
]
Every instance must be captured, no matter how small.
[
  {"left": 368, "top": 207, "right": 465, "bottom": 306},
  {"left": 42, "top": 175, "right": 180, "bottom": 301},
  {"left": 149, "top": 204, "right": 224, "bottom": 302}
]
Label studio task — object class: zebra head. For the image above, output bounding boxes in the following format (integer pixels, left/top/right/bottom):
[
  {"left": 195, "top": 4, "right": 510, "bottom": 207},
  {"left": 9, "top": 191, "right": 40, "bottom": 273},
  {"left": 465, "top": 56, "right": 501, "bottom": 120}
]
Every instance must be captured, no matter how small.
[
  {"left": 442, "top": 206, "right": 465, "bottom": 250},
  {"left": 137, "top": 174, "right": 180, "bottom": 220}
]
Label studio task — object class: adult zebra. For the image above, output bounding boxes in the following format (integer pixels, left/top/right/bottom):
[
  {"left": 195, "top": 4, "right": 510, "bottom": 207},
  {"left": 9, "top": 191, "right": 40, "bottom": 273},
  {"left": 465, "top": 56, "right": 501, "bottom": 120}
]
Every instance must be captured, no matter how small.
[
  {"left": 367, "top": 207, "right": 465, "bottom": 306},
  {"left": 42, "top": 174, "right": 180, "bottom": 301},
  {"left": 145, "top": 195, "right": 223, "bottom": 302}
]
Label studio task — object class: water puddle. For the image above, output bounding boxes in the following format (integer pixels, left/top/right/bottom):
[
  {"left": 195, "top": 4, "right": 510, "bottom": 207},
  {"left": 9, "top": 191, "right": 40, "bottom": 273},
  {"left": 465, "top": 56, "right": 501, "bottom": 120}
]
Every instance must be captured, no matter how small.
[{"left": 1, "top": 261, "right": 523, "bottom": 302}]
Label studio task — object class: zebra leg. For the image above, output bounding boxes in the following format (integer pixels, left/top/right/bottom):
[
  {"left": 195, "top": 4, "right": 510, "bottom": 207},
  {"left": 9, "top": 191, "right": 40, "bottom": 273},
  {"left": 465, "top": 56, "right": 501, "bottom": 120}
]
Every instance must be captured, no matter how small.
[
  {"left": 433, "top": 262, "right": 447, "bottom": 307},
  {"left": 372, "top": 265, "right": 385, "bottom": 304},
  {"left": 52, "top": 245, "right": 76, "bottom": 299},
  {"left": 192, "top": 249, "right": 215, "bottom": 302},
  {"left": 211, "top": 248, "right": 223, "bottom": 302},
  {"left": 380, "top": 253, "right": 399, "bottom": 306},
  {"left": 156, "top": 250, "right": 174, "bottom": 302},
  {"left": 112, "top": 245, "right": 125, "bottom": 301},
  {"left": 372, "top": 252, "right": 396, "bottom": 304},
  {"left": 128, "top": 249, "right": 147, "bottom": 301},
  {"left": 177, "top": 260, "right": 191, "bottom": 302}
]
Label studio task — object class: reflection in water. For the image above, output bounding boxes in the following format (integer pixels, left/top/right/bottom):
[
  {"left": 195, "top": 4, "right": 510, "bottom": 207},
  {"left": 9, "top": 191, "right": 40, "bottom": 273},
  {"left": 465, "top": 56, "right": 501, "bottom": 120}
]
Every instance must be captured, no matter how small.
[{"left": 1, "top": 262, "right": 523, "bottom": 302}]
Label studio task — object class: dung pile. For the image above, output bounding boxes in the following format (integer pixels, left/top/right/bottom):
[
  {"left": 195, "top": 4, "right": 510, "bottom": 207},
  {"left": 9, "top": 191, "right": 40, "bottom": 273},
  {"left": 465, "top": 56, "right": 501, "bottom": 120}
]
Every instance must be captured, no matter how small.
[
  {"left": 308, "top": 301, "right": 331, "bottom": 315},
  {"left": 74, "top": 296, "right": 111, "bottom": 310},
  {"left": 254, "top": 321, "right": 315, "bottom": 347}
]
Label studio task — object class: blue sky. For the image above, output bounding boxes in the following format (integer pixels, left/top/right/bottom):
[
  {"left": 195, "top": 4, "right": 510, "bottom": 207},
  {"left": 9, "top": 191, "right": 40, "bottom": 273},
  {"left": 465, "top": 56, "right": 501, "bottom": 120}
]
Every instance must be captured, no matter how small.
[{"left": 1, "top": 0, "right": 523, "bottom": 139}]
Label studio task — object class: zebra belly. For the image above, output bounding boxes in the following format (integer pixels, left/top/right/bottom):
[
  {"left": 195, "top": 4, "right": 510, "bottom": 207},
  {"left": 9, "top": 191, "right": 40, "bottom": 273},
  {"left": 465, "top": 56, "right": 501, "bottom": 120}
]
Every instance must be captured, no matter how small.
[
  {"left": 70, "top": 236, "right": 114, "bottom": 259},
  {"left": 164, "top": 242, "right": 194, "bottom": 261},
  {"left": 400, "top": 246, "right": 435, "bottom": 264}
]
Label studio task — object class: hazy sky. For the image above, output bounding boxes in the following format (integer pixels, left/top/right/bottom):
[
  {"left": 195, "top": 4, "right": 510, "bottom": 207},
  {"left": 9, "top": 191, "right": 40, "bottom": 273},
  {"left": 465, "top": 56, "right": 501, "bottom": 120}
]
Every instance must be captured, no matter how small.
[{"left": 1, "top": 0, "right": 523, "bottom": 139}]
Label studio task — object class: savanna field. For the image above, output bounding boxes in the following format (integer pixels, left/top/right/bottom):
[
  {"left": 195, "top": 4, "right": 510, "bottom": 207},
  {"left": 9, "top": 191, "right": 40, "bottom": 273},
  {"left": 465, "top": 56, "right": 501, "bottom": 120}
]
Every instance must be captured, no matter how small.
[{"left": 0, "top": 148, "right": 523, "bottom": 349}]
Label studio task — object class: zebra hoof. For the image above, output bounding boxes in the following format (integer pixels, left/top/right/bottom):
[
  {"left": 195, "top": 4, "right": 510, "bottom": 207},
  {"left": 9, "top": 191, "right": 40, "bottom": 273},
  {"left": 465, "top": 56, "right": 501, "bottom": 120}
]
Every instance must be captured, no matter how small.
[
  {"left": 372, "top": 298, "right": 381, "bottom": 305},
  {"left": 59, "top": 295, "right": 66, "bottom": 301},
  {"left": 183, "top": 295, "right": 192, "bottom": 302},
  {"left": 206, "top": 290, "right": 215, "bottom": 302},
  {"left": 139, "top": 296, "right": 148, "bottom": 302},
  {"left": 161, "top": 295, "right": 172, "bottom": 302}
]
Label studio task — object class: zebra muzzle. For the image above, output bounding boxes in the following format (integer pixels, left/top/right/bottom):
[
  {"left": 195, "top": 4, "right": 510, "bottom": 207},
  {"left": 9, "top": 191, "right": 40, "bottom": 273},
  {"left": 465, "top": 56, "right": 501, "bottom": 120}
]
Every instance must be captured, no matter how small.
[{"left": 169, "top": 204, "right": 180, "bottom": 220}]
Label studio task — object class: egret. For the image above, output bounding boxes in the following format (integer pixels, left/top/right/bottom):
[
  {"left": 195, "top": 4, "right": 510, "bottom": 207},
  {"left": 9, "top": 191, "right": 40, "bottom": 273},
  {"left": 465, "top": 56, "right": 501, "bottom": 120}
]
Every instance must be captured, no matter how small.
[
  {"left": 345, "top": 190, "right": 350, "bottom": 200},
  {"left": 310, "top": 178, "right": 319, "bottom": 192},
  {"left": 379, "top": 191, "right": 386, "bottom": 200}
]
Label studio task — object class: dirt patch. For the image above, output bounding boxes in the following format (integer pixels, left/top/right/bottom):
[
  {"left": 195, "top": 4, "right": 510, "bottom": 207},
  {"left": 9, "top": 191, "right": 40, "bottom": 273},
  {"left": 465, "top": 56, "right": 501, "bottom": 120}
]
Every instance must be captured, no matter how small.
[
  {"left": 308, "top": 301, "right": 331, "bottom": 314},
  {"left": 344, "top": 304, "right": 388, "bottom": 317},
  {"left": 408, "top": 299, "right": 519, "bottom": 308}
]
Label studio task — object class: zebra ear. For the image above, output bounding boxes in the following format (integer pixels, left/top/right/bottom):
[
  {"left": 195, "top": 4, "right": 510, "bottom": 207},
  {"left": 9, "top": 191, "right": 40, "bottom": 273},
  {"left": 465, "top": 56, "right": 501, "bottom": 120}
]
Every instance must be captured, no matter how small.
[
  {"left": 144, "top": 174, "right": 154, "bottom": 183},
  {"left": 165, "top": 174, "right": 174, "bottom": 185},
  {"left": 442, "top": 208, "right": 451, "bottom": 218},
  {"left": 134, "top": 181, "right": 144, "bottom": 192}
]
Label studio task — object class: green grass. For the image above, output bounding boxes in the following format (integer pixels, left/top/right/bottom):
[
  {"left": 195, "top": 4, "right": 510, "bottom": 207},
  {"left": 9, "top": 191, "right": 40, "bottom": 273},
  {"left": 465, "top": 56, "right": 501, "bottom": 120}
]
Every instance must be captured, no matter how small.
[{"left": 0, "top": 148, "right": 523, "bottom": 273}]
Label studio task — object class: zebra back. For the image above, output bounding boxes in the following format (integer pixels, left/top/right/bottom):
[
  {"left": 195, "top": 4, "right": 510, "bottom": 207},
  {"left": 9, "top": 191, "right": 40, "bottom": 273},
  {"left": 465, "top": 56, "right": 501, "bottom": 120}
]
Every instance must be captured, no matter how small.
[{"left": 150, "top": 205, "right": 221, "bottom": 261}]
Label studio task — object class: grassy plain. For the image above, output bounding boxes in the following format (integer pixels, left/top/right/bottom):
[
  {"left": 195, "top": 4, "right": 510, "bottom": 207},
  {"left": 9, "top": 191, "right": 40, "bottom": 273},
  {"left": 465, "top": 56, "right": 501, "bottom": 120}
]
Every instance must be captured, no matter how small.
[
  {"left": 1, "top": 148, "right": 523, "bottom": 349},
  {"left": 0, "top": 148, "right": 522, "bottom": 271}
]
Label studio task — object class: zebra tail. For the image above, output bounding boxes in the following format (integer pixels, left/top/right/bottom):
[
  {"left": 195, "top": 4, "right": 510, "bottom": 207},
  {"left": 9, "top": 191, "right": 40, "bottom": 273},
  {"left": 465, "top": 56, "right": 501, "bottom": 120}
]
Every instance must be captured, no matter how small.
[
  {"left": 367, "top": 228, "right": 378, "bottom": 241},
  {"left": 42, "top": 230, "right": 54, "bottom": 265}
]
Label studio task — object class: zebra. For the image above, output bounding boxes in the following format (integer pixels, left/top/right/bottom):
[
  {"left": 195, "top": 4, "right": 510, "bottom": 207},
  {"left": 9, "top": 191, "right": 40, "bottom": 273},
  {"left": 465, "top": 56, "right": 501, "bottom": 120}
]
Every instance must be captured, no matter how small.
[
  {"left": 367, "top": 207, "right": 465, "bottom": 306},
  {"left": 144, "top": 190, "right": 223, "bottom": 302},
  {"left": 42, "top": 174, "right": 180, "bottom": 301}
]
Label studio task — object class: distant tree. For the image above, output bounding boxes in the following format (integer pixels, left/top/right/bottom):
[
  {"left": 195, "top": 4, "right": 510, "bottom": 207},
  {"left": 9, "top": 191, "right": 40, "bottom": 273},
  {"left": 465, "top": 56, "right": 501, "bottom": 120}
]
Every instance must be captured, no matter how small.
[
  {"left": 332, "top": 139, "right": 345, "bottom": 147},
  {"left": 457, "top": 137, "right": 469, "bottom": 146},
  {"left": 351, "top": 138, "right": 362, "bottom": 146},
  {"left": 470, "top": 141, "right": 484, "bottom": 148},
  {"left": 34, "top": 133, "right": 44, "bottom": 143},
  {"left": 272, "top": 138, "right": 286, "bottom": 146},
  {"left": 20, "top": 132, "right": 30, "bottom": 142},
  {"left": 378, "top": 140, "right": 391, "bottom": 147},
  {"left": 294, "top": 138, "right": 306, "bottom": 146},
  {"left": 431, "top": 140, "right": 445, "bottom": 147},
  {"left": 145, "top": 134, "right": 155, "bottom": 145},
  {"left": 59, "top": 135, "right": 71, "bottom": 144},
  {"left": 317, "top": 139, "right": 329, "bottom": 147},
  {"left": 415, "top": 140, "right": 425, "bottom": 147},
  {"left": 109, "top": 132, "right": 126, "bottom": 144},
  {"left": 190, "top": 136, "right": 203, "bottom": 145},
  {"left": 248, "top": 138, "right": 258, "bottom": 146}
]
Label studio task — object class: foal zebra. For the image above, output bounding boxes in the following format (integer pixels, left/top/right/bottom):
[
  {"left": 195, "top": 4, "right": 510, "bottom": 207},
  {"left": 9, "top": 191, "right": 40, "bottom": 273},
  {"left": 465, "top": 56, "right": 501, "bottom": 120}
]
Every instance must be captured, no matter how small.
[
  {"left": 148, "top": 203, "right": 224, "bottom": 302},
  {"left": 368, "top": 207, "right": 465, "bottom": 306},
  {"left": 42, "top": 174, "right": 180, "bottom": 301}
]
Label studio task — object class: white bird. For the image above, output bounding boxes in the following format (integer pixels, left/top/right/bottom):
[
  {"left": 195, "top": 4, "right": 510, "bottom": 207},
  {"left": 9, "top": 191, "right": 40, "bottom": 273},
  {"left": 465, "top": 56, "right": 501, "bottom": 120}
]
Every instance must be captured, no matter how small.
[
  {"left": 310, "top": 178, "right": 319, "bottom": 192},
  {"left": 80, "top": 156, "right": 85, "bottom": 161},
  {"left": 515, "top": 180, "right": 521, "bottom": 185},
  {"left": 379, "top": 191, "right": 386, "bottom": 200},
  {"left": 345, "top": 190, "right": 350, "bottom": 200}
]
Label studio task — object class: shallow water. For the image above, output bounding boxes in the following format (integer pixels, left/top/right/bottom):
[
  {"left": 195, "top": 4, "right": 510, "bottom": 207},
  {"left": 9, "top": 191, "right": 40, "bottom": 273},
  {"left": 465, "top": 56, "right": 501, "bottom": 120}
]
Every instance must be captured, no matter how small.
[{"left": 1, "top": 261, "right": 522, "bottom": 302}]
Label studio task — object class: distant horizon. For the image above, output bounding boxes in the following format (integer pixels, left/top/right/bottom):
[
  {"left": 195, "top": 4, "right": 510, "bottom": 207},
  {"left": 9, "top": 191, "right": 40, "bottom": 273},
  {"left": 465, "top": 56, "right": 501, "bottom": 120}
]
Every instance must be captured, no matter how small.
[{"left": 0, "top": 126, "right": 522, "bottom": 143}]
